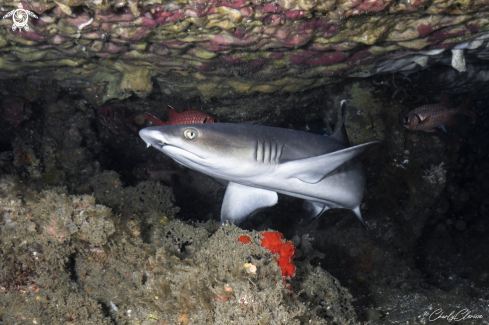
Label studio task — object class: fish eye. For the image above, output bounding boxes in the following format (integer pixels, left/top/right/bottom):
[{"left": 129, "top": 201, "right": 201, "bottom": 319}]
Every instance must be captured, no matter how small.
[{"left": 184, "top": 129, "right": 197, "bottom": 140}]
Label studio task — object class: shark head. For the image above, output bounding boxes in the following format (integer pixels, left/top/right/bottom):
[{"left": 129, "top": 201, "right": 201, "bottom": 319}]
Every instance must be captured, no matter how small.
[{"left": 139, "top": 124, "right": 261, "bottom": 180}]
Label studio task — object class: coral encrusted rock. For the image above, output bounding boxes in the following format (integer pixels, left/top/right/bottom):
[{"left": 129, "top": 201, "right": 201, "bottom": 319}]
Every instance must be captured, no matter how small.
[{"left": 1, "top": 0, "right": 489, "bottom": 100}]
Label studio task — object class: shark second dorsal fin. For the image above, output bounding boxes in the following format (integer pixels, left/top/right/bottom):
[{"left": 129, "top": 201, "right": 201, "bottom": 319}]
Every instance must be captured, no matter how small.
[
  {"left": 280, "top": 141, "right": 379, "bottom": 184},
  {"left": 221, "top": 182, "right": 278, "bottom": 224},
  {"left": 330, "top": 99, "right": 350, "bottom": 146}
]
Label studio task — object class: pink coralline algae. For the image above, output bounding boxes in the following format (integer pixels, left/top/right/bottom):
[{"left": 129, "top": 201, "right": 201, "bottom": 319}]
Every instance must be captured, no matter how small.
[{"left": 0, "top": 0, "right": 488, "bottom": 99}]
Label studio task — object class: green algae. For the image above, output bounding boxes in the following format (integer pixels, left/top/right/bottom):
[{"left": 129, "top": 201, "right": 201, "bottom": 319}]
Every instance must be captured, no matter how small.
[{"left": 346, "top": 83, "right": 385, "bottom": 145}]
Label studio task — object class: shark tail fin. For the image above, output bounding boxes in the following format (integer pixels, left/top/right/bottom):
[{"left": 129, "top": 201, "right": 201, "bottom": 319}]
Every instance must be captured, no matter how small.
[{"left": 330, "top": 99, "right": 350, "bottom": 146}]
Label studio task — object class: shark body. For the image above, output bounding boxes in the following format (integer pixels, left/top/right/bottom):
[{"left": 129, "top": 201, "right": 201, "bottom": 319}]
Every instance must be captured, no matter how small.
[{"left": 139, "top": 100, "right": 378, "bottom": 227}]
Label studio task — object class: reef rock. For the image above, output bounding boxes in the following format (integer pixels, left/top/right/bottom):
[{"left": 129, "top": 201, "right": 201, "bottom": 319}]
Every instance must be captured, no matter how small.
[
  {"left": 0, "top": 175, "right": 358, "bottom": 324},
  {"left": 0, "top": 0, "right": 489, "bottom": 100}
]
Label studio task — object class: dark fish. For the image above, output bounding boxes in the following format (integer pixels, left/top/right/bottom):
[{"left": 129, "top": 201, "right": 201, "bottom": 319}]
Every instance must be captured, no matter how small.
[{"left": 402, "top": 96, "right": 475, "bottom": 132}]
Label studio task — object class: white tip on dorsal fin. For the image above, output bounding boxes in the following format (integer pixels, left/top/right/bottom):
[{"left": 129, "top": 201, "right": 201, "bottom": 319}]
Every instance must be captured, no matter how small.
[
  {"left": 330, "top": 99, "right": 350, "bottom": 146},
  {"left": 280, "top": 141, "right": 379, "bottom": 184},
  {"left": 221, "top": 182, "right": 278, "bottom": 224}
]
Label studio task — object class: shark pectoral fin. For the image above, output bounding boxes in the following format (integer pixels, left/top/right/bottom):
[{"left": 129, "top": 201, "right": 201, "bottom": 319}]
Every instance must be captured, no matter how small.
[
  {"left": 221, "top": 182, "right": 278, "bottom": 224},
  {"left": 299, "top": 201, "right": 330, "bottom": 226},
  {"left": 281, "top": 141, "right": 379, "bottom": 184}
]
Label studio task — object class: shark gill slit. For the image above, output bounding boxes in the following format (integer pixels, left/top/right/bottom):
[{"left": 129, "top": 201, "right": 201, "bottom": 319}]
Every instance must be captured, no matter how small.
[
  {"left": 264, "top": 141, "right": 271, "bottom": 163},
  {"left": 255, "top": 141, "right": 261, "bottom": 161},
  {"left": 270, "top": 141, "right": 276, "bottom": 163},
  {"left": 257, "top": 141, "right": 263, "bottom": 162},
  {"left": 276, "top": 143, "right": 284, "bottom": 163},
  {"left": 255, "top": 141, "right": 284, "bottom": 163}
]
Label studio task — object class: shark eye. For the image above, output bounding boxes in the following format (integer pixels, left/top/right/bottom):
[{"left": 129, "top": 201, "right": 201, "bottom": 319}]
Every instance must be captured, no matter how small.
[{"left": 184, "top": 129, "right": 197, "bottom": 140}]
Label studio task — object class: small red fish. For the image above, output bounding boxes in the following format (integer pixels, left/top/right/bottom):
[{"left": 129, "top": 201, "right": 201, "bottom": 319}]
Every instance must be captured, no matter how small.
[
  {"left": 125, "top": 113, "right": 151, "bottom": 133},
  {"left": 402, "top": 96, "right": 475, "bottom": 132},
  {"left": 100, "top": 105, "right": 219, "bottom": 134},
  {"left": 149, "top": 106, "right": 219, "bottom": 126},
  {"left": 0, "top": 96, "right": 32, "bottom": 129},
  {"left": 99, "top": 105, "right": 125, "bottom": 134}
]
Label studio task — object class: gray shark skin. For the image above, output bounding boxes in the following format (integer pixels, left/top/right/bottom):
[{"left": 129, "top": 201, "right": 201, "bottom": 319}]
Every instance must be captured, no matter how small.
[{"left": 139, "top": 100, "right": 378, "bottom": 227}]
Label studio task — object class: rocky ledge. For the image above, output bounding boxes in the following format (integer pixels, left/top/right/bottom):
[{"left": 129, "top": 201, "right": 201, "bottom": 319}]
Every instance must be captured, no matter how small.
[{"left": 0, "top": 0, "right": 489, "bottom": 101}]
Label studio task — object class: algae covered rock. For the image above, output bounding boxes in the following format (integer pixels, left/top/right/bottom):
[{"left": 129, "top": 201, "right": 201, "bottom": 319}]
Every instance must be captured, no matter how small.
[
  {"left": 0, "top": 175, "right": 358, "bottom": 324},
  {"left": 1, "top": 0, "right": 489, "bottom": 100},
  {"left": 0, "top": 176, "right": 114, "bottom": 324}
]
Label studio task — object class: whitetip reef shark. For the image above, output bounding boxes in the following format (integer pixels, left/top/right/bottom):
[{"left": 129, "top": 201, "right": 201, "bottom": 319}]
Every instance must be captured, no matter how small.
[{"left": 139, "top": 100, "right": 378, "bottom": 227}]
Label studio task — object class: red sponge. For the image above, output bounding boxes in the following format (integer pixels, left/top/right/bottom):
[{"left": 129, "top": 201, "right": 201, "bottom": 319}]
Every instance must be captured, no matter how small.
[
  {"left": 260, "top": 231, "right": 296, "bottom": 278},
  {"left": 238, "top": 235, "right": 251, "bottom": 244}
]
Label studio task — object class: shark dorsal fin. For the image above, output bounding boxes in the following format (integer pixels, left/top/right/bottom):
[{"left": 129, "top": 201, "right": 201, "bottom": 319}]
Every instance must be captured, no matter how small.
[
  {"left": 330, "top": 100, "right": 350, "bottom": 146},
  {"left": 280, "top": 141, "right": 379, "bottom": 184},
  {"left": 221, "top": 182, "right": 278, "bottom": 224}
]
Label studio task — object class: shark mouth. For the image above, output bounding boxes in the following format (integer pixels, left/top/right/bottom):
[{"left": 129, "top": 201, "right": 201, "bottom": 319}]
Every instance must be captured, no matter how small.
[
  {"left": 162, "top": 145, "right": 205, "bottom": 163},
  {"left": 139, "top": 127, "right": 211, "bottom": 172},
  {"left": 139, "top": 128, "right": 168, "bottom": 149}
]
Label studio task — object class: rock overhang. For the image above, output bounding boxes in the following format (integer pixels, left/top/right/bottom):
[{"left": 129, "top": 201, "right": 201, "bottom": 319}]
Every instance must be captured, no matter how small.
[{"left": 0, "top": 0, "right": 489, "bottom": 101}]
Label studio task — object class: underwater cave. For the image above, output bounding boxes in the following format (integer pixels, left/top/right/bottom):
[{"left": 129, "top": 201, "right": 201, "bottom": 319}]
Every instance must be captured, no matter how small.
[{"left": 0, "top": 0, "right": 489, "bottom": 324}]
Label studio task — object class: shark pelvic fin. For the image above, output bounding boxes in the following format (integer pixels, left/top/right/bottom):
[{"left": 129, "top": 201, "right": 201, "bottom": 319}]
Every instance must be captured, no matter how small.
[
  {"left": 352, "top": 205, "right": 367, "bottom": 229},
  {"left": 330, "top": 99, "right": 350, "bottom": 146},
  {"left": 280, "top": 141, "right": 379, "bottom": 184},
  {"left": 221, "top": 182, "right": 278, "bottom": 224},
  {"left": 299, "top": 200, "right": 330, "bottom": 226}
]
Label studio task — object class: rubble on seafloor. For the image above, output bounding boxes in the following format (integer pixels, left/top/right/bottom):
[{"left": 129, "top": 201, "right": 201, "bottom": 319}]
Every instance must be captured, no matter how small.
[
  {"left": 0, "top": 175, "right": 358, "bottom": 324},
  {"left": 1, "top": 0, "right": 489, "bottom": 100}
]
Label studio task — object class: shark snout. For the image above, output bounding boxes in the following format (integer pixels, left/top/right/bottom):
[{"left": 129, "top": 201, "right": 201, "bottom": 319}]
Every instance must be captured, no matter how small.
[{"left": 139, "top": 128, "right": 168, "bottom": 148}]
